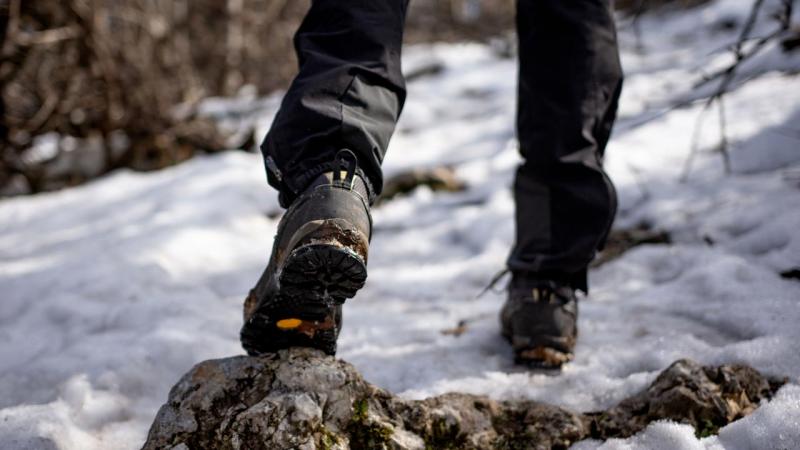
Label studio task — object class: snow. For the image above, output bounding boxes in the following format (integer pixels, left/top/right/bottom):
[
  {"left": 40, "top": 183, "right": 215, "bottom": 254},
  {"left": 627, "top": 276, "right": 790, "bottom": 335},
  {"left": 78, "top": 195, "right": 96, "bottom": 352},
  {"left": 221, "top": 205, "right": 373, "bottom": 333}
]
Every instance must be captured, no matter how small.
[{"left": 2, "top": 0, "right": 799, "bottom": 448}]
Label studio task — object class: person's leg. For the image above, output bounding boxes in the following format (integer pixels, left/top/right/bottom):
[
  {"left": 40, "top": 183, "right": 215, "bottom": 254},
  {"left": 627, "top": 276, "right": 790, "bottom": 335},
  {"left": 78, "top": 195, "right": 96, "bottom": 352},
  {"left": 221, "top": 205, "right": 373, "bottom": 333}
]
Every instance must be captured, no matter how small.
[
  {"left": 510, "top": 0, "right": 623, "bottom": 292},
  {"left": 242, "top": 0, "right": 408, "bottom": 356},
  {"left": 501, "top": 0, "right": 623, "bottom": 368},
  {"left": 261, "top": 0, "right": 409, "bottom": 207}
]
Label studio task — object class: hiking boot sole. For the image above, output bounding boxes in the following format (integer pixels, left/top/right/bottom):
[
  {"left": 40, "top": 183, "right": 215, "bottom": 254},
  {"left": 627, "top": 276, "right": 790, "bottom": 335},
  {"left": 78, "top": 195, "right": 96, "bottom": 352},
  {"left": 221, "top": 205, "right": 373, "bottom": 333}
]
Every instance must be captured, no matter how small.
[
  {"left": 280, "top": 243, "right": 367, "bottom": 301},
  {"left": 240, "top": 243, "right": 367, "bottom": 356},
  {"left": 514, "top": 346, "right": 574, "bottom": 369},
  {"left": 502, "top": 331, "right": 575, "bottom": 369}
]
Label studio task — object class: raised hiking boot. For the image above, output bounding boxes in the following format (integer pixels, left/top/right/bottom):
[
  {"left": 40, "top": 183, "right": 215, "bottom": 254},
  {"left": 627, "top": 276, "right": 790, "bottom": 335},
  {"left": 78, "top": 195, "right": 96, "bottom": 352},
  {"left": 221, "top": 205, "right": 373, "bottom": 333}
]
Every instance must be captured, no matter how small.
[
  {"left": 240, "top": 149, "right": 372, "bottom": 356},
  {"left": 500, "top": 277, "right": 578, "bottom": 369}
]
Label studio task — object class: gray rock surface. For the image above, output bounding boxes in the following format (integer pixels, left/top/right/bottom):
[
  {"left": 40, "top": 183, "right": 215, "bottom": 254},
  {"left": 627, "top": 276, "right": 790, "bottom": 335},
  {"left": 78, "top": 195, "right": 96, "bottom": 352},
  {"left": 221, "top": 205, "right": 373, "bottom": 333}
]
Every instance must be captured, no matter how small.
[{"left": 143, "top": 348, "right": 783, "bottom": 450}]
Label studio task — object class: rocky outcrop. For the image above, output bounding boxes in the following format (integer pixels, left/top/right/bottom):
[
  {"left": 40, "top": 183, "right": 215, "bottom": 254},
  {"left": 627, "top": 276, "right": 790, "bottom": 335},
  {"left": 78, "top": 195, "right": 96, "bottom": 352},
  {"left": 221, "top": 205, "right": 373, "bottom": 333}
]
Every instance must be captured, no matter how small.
[
  {"left": 586, "top": 358, "right": 782, "bottom": 439},
  {"left": 142, "top": 349, "right": 783, "bottom": 450}
]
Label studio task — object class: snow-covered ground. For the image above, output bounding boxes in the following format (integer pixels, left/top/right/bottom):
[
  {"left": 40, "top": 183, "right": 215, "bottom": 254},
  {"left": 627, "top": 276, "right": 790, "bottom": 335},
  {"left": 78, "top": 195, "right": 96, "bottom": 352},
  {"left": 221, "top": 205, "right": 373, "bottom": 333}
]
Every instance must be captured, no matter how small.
[{"left": 2, "top": 0, "right": 800, "bottom": 448}]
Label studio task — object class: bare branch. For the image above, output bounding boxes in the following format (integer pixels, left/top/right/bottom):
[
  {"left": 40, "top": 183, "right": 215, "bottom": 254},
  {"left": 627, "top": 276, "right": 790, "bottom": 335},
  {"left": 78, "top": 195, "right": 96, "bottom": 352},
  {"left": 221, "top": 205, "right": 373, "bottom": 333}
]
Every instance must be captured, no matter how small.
[{"left": 681, "top": 0, "right": 794, "bottom": 181}]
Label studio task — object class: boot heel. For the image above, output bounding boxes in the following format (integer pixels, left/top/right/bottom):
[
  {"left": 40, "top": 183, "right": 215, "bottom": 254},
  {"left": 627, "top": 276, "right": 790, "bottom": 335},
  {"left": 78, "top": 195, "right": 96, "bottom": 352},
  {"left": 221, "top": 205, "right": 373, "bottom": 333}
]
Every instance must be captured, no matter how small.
[{"left": 278, "top": 218, "right": 369, "bottom": 302}]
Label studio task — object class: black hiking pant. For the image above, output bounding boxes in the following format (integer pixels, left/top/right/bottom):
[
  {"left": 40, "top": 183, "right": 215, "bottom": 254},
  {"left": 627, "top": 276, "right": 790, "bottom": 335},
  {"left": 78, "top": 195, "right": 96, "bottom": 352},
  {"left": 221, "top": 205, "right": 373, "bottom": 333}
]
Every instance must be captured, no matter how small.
[{"left": 261, "top": 0, "right": 623, "bottom": 292}]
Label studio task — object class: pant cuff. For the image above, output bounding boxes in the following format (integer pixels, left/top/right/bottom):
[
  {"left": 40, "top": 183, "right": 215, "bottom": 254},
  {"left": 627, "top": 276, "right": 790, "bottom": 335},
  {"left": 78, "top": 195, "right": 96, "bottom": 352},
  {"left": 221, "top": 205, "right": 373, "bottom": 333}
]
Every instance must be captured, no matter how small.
[
  {"left": 508, "top": 267, "right": 589, "bottom": 294},
  {"left": 265, "top": 153, "right": 378, "bottom": 208}
]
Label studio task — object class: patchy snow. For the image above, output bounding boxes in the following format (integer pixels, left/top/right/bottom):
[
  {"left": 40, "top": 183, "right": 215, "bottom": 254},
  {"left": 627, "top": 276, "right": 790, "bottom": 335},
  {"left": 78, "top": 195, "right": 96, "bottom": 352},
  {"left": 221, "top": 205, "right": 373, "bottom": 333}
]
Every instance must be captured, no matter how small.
[{"left": 1, "top": 0, "right": 799, "bottom": 448}]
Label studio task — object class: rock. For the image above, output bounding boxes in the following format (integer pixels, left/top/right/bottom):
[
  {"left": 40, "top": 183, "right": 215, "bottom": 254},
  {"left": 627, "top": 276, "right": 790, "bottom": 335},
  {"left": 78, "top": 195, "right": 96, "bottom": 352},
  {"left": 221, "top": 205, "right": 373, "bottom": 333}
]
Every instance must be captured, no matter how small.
[
  {"left": 377, "top": 167, "right": 466, "bottom": 205},
  {"left": 143, "top": 350, "right": 783, "bottom": 450},
  {"left": 586, "top": 359, "right": 784, "bottom": 439},
  {"left": 591, "top": 223, "right": 671, "bottom": 268}
]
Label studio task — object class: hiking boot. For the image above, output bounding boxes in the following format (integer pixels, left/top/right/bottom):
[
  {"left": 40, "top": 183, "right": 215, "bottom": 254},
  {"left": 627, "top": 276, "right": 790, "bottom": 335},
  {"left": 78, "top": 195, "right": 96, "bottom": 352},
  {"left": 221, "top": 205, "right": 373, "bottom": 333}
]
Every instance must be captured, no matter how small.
[
  {"left": 240, "top": 149, "right": 372, "bottom": 356},
  {"left": 500, "top": 276, "right": 578, "bottom": 369}
]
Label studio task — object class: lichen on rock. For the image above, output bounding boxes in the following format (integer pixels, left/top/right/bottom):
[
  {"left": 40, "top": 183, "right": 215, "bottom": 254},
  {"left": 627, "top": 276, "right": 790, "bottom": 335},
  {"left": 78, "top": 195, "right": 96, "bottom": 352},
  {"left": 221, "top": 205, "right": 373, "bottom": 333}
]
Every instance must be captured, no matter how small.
[{"left": 142, "top": 349, "right": 784, "bottom": 450}]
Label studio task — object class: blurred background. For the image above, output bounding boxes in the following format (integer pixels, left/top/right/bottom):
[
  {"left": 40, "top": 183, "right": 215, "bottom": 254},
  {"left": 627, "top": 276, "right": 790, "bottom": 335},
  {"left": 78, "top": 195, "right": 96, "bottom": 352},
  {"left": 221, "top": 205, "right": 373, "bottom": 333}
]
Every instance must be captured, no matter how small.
[{"left": 0, "top": 0, "right": 711, "bottom": 196}]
